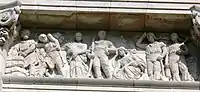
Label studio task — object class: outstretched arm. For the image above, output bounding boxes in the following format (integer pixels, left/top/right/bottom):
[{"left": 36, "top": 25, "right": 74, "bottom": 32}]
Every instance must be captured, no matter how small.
[{"left": 136, "top": 32, "right": 148, "bottom": 50}]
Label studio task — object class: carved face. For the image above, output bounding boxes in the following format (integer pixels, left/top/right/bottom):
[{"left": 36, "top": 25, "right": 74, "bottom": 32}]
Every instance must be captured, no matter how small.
[
  {"left": 147, "top": 33, "right": 155, "bottom": 43},
  {"left": 75, "top": 32, "right": 82, "bottom": 42},
  {"left": 21, "top": 29, "right": 30, "bottom": 40},
  {"left": 52, "top": 32, "right": 64, "bottom": 43},
  {"left": 171, "top": 33, "right": 178, "bottom": 42},
  {"left": 98, "top": 30, "right": 106, "bottom": 40},
  {"left": 118, "top": 48, "right": 125, "bottom": 56},
  {"left": 38, "top": 34, "right": 48, "bottom": 43},
  {"left": 0, "top": 28, "right": 9, "bottom": 46},
  {"left": 0, "top": 12, "right": 10, "bottom": 22}
]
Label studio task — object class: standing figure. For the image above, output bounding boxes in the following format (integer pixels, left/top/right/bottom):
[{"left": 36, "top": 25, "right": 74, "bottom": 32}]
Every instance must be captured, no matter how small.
[
  {"left": 168, "top": 33, "right": 194, "bottom": 81},
  {"left": 7, "top": 29, "right": 37, "bottom": 77},
  {"left": 37, "top": 33, "right": 64, "bottom": 76},
  {"left": 136, "top": 32, "right": 167, "bottom": 80},
  {"left": 92, "top": 30, "right": 116, "bottom": 79},
  {"left": 62, "top": 32, "right": 94, "bottom": 78},
  {"left": 113, "top": 47, "right": 146, "bottom": 80}
]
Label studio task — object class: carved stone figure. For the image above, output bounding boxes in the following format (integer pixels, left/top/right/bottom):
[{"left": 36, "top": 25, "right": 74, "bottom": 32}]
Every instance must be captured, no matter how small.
[
  {"left": 0, "top": 0, "right": 22, "bottom": 90},
  {"left": 37, "top": 33, "right": 64, "bottom": 76},
  {"left": 7, "top": 29, "right": 36, "bottom": 77},
  {"left": 136, "top": 32, "right": 168, "bottom": 80},
  {"left": 62, "top": 32, "right": 93, "bottom": 78},
  {"left": 168, "top": 33, "right": 194, "bottom": 81},
  {"left": 0, "top": 0, "right": 21, "bottom": 75},
  {"left": 112, "top": 47, "right": 146, "bottom": 80},
  {"left": 91, "top": 30, "right": 116, "bottom": 79},
  {"left": 190, "top": 6, "right": 200, "bottom": 47}
]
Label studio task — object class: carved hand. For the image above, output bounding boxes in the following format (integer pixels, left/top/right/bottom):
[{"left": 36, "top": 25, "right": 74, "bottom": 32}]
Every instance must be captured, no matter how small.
[
  {"left": 19, "top": 52, "right": 26, "bottom": 57},
  {"left": 156, "top": 55, "right": 163, "bottom": 61},
  {"left": 88, "top": 54, "right": 95, "bottom": 59},
  {"left": 72, "top": 52, "right": 78, "bottom": 58},
  {"left": 176, "top": 50, "right": 182, "bottom": 55},
  {"left": 141, "top": 32, "right": 147, "bottom": 38},
  {"left": 105, "top": 47, "right": 110, "bottom": 55}
]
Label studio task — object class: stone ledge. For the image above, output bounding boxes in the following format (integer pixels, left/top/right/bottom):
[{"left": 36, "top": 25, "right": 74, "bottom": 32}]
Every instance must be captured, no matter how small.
[
  {"left": 0, "top": 0, "right": 197, "bottom": 14},
  {"left": 1, "top": 76, "right": 200, "bottom": 92},
  {"left": 2, "top": 76, "right": 200, "bottom": 89}
]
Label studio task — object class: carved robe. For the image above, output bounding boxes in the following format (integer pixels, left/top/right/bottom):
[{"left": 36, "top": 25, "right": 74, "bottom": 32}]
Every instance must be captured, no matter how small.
[
  {"left": 65, "top": 42, "right": 88, "bottom": 78},
  {"left": 7, "top": 40, "right": 36, "bottom": 76},
  {"left": 44, "top": 41, "right": 63, "bottom": 75},
  {"left": 168, "top": 43, "right": 194, "bottom": 81},
  {"left": 114, "top": 54, "right": 146, "bottom": 80}
]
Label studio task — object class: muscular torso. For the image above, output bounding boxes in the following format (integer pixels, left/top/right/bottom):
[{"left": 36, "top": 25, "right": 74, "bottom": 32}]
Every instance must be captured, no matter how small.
[
  {"left": 94, "top": 40, "right": 113, "bottom": 54},
  {"left": 146, "top": 41, "right": 165, "bottom": 55},
  {"left": 18, "top": 40, "right": 35, "bottom": 53}
]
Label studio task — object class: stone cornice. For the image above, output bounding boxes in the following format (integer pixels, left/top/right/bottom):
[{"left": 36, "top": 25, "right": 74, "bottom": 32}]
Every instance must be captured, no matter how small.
[
  {"left": 0, "top": 0, "right": 198, "bottom": 14},
  {"left": 2, "top": 76, "right": 200, "bottom": 91}
]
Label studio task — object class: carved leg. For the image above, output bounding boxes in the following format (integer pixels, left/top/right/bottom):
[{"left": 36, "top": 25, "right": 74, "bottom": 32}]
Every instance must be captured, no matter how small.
[
  {"left": 49, "top": 52, "right": 64, "bottom": 76},
  {"left": 70, "top": 60, "right": 76, "bottom": 78},
  {"left": 153, "top": 61, "right": 161, "bottom": 80},
  {"left": 99, "top": 54, "right": 112, "bottom": 79},
  {"left": 178, "top": 61, "right": 194, "bottom": 81},
  {"left": 170, "top": 61, "right": 181, "bottom": 81},
  {"left": 93, "top": 56, "right": 101, "bottom": 78},
  {"left": 147, "top": 60, "right": 154, "bottom": 80}
]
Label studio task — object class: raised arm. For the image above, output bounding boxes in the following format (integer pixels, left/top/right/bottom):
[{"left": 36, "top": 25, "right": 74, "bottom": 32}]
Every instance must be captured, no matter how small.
[
  {"left": 47, "top": 33, "right": 59, "bottom": 43},
  {"left": 136, "top": 32, "right": 148, "bottom": 50},
  {"left": 47, "top": 33, "right": 60, "bottom": 48}
]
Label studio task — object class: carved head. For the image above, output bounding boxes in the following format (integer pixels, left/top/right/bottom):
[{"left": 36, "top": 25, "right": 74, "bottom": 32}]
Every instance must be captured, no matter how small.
[
  {"left": 190, "top": 6, "right": 200, "bottom": 17},
  {"left": 171, "top": 33, "right": 179, "bottom": 42},
  {"left": 52, "top": 32, "right": 64, "bottom": 43},
  {"left": 98, "top": 30, "right": 106, "bottom": 40},
  {"left": 0, "top": 27, "right": 9, "bottom": 46},
  {"left": 74, "top": 32, "right": 83, "bottom": 42},
  {"left": 38, "top": 34, "right": 48, "bottom": 43},
  {"left": 20, "top": 29, "right": 30, "bottom": 40},
  {"left": 117, "top": 46, "right": 127, "bottom": 56},
  {"left": 130, "top": 49, "right": 137, "bottom": 54},
  {"left": 146, "top": 32, "right": 156, "bottom": 43}
]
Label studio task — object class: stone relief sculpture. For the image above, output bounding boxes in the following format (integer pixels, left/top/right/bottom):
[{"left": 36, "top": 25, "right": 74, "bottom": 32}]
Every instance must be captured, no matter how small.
[
  {"left": 0, "top": 0, "right": 21, "bottom": 75},
  {"left": 62, "top": 32, "right": 94, "bottom": 78},
  {"left": 0, "top": 0, "right": 22, "bottom": 91},
  {"left": 190, "top": 6, "right": 200, "bottom": 47},
  {"left": 6, "top": 29, "right": 36, "bottom": 77},
  {"left": 136, "top": 32, "right": 168, "bottom": 80},
  {"left": 168, "top": 33, "right": 194, "bottom": 81},
  {"left": 5, "top": 30, "right": 199, "bottom": 82},
  {"left": 112, "top": 47, "right": 146, "bottom": 80},
  {"left": 37, "top": 33, "right": 65, "bottom": 77},
  {"left": 92, "top": 30, "right": 116, "bottom": 79}
]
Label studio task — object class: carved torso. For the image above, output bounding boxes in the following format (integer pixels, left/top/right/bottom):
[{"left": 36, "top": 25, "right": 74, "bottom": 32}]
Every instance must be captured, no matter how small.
[
  {"left": 94, "top": 40, "right": 113, "bottom": 53},
  {"left": 146, "top": 41, "right": 165, "bottom": 55},
  {"left": 18, "top": 40, "right": 35, "bottom": 53},
  {"left": 168, "top": 43, "right": 182, "bottom": 54}
]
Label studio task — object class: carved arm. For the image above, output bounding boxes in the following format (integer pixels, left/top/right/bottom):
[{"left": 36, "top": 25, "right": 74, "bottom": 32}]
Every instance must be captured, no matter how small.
[
  {"left": 47, "top": 33, "right": 61, "bottom": 49},
  {"left": 23, "top": 43, "right": 36, "bottom": 56},
  {"left": 136, "top": 32, "right": 148, "bottom": 50}
]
